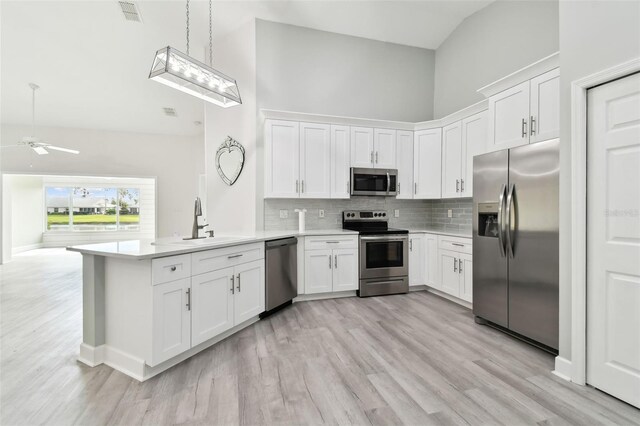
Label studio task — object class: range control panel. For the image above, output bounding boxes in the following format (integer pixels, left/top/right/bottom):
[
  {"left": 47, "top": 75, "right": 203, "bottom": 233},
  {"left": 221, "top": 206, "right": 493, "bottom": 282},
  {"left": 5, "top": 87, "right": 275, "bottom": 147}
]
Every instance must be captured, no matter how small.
[{"left": 343, "top": 210, "right": 388, "bottom": 221}]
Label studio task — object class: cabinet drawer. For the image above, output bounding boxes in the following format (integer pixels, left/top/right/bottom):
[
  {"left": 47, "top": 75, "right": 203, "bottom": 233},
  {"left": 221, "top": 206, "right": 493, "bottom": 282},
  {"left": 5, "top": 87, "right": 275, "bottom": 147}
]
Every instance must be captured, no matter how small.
[
  {"left": 152, "top": 254, "right": 192, "bottom": 285},
  {"left": 438, "top": 235, "right": 472, "bottom": 254},
  {"left": 304, "top": 235, "right": 358, "bottom": 250},
  {"left": 192, "top": 242, "right": 264, "bottom": 276}
]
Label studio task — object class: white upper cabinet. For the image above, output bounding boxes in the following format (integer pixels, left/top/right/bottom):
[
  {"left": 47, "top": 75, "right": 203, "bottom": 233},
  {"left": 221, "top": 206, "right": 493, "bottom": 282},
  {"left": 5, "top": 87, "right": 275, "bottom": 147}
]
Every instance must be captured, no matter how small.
[
  {"left": 330, "top": 125, "right": 351, "bottom": 199},
  {"left": 265, "top": 119, "right": 300, "bottom": 198},
  {"left": 374, "top": 128, "right": 397, "bottom": 169},
  {"left": 300, "top": 122, "right": 331, "bottom": 199},
  {"left": 413, "top": 128, "right": 442, "bottom": 199},
  {"left": 487, "top": 81, "right": 530, "bottom": 152},
  {"left": 350, "top": 127, "right": 375, "bottom": 168},
  {"left": 441, "top": 121, "right": 463, "bottom": 198},
  {"left": 396, "top": 130, "right": 414, "bottom": 199},
  {"left": 461, "top": 111, "right": 488, "bottom": 197},
  {"left": 529, "top": 68, "right": 559, "bottom": 144}
]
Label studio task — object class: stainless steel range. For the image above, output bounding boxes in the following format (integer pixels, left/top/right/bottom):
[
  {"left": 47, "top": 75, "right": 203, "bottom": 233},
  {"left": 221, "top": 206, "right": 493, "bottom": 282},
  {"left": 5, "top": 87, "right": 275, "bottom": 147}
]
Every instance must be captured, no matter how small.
[{"left": 342, "top": 210, "right": 409, "bottom": 297}]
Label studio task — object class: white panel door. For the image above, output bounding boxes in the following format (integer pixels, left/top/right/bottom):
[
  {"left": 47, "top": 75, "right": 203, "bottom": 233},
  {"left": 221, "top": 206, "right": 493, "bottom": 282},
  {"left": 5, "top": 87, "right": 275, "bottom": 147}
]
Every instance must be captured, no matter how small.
[
  {"left": 374, "top": 128, "right": 397, "bottom": 169},
  {"left": 350, "top": 127, "right": 374, "bottom": 168},
  {"left": 300, "top": 122, "right": 331, "bottom": 199},
  {"left": 191, "top": 268, "right": 234, "bottom": 346},
  {"left": 233, "top": 260, "right": 265, "bottom": 325},
  {"left": 441, "top": 121, "right": 463, "bottom": 199},
  {"left": 409, "top": 234, "right": 425, "bottom": 287},
  {"left": 587, "top": 72, "right": 640, "bottom": 409},
  {"left": 413, "top": 128, "right": 442, "bottom": 199},
  {"left": 332, "top": 248, "right": 358, "bottom": 292},
  {"left": 424, "top": 234, "right": 439, "bottom": 288},
  {"left": 459, "top": 254, "right": 473, "bottom": 303},
  {"left": 330, "top": 125, "right": 351, "bottom": 199},
  {"left": 487, "top": 81, "right": 530, "bottom": 152},
  {"left": 461, "top": 111, "right": 488, "bottom": 198},
  {"left": 529, "top": 68, "right": 560, "bottom": 144},
  {"left": 439, "top": 250, "right": 460, "bottom": 297},
  {"left": 304, "top": 249, "right": 333, "bottom": 294},
  {"left": 396, "top": 130, "right": 414, "bottom": 199},
  {"left": 151, "top": 278, "right": 191, "bottom": 366},
  {"left": 265, "top": 120, "right": 300, "bottom": 198}
]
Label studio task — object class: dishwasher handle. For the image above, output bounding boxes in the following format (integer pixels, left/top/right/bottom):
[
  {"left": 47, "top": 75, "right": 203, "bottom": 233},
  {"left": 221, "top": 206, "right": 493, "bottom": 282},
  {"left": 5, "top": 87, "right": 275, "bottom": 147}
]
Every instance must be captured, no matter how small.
[{"left": 265, "top": 237, "right": 298, "bottom": 249}]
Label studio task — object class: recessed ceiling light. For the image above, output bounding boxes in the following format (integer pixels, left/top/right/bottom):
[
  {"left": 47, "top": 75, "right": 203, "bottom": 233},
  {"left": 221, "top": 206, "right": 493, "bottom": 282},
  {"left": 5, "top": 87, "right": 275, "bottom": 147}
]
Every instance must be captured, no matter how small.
[
  {"left": 194, "top": 121, "right": 202, "bottom": 126},
  {"left": 162, "top": 107, "right": 177, "bottom": 117}
]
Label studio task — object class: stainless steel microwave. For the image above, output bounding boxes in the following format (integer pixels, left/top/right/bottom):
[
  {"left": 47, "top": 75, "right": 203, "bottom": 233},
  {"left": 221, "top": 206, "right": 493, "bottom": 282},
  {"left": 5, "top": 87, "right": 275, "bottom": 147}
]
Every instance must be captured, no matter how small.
[{"left": 350, "top": 168, "right": 398, "bottom": 196}]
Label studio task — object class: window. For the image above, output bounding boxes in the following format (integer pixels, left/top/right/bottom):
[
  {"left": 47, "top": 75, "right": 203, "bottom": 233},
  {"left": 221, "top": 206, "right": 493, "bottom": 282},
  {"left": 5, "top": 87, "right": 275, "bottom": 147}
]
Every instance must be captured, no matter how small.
[{"left": 45, "top": 186, "right": 140, "bottom": 232}]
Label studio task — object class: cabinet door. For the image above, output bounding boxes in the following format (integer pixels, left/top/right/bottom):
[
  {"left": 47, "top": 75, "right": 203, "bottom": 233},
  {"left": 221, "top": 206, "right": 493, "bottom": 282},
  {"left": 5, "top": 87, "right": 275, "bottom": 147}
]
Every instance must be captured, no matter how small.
[
  {"left": 374, "top": 128, "right": 397, "bottom": 169},
  {"left": 461, "top": 111, "right": 488, "bottom": 198},
  {"left": 350, "top": 127, "right": 374, "bottom": 168},
  {"left": 233, "top": 260, "right": 265, "bottom": 324},
  {"left": 529, "top": 68, "right": 559, "bottom": 144},
  {"left": 330, "top": 125, "right": 351, "bottom": 199},
  {"left": 459, "top": 254, "right": 473, "bottom": 303},
  {"left": 151, "top": 278, "right": 191, "bottom": 366},
  {"left": 409, "top": 234, "right": 425, "bottom": 286},
  {"left": 413, "top": 128, "right": 442, "bottom": 199},
  {"left": 300, "top": 122, "right": 331, "bottom": 199},
  {"left": 487, "top": 81, "right": 530, "bottom": 152},
  {"left": 441, "top": 121, "right": 463, "bottom": 199},
  {"left": 396, "top": 130, "right": 414, "bottom": 199},
  {"left": 304, "top": 249, "right": 334, "bottom": 294},
  {"left": 191, "top": 268, "right": 234, "bottom": 346},
  {"left": 265, "top": 120, "right": 300, "bottom": 198},
  {"left": 425, "top": 234, "right": 439, "bottom": 288},
  {"left": 439, "top": 249, "right": 460, "bottom": 298},
  {"left": 332, "top": 248, "right": 358, "bottom": 292}
]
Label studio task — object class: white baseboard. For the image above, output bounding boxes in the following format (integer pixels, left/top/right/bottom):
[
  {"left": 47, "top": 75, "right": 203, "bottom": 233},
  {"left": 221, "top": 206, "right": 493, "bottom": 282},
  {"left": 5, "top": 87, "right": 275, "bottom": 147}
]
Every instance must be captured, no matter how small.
[
  {"left": 294, "top": 290, "right": 357, "bottom": 302},
  {"left": 425, "top": 286, "right": 473, "bottom": 310},
  {"left": 553, "top": 356, "right": 573, "bottom": 381},
  {"left": 12, "top": 243, "right": 43, "bottom": 255},
  {"left": 78, "top": 343, "right": 105, "bottom": 367}
]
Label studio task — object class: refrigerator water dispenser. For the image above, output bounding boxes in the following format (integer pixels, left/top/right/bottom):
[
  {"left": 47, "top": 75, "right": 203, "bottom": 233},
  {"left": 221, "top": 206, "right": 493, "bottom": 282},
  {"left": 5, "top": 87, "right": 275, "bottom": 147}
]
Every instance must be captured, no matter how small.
[{"left": 477, "top": 202, "right": 500, "bottom": 237}]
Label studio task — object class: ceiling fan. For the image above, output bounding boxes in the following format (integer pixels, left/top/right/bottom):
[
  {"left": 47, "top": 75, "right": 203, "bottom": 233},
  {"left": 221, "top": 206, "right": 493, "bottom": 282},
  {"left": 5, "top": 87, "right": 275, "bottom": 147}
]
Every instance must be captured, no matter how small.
[{"left": 3, "top": 83, "right": 80, "bottom": 155}]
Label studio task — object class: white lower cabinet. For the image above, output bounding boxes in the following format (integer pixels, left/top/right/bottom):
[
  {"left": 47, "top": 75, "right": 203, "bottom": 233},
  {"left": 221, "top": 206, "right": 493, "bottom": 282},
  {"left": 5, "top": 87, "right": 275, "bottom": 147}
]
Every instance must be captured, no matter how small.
[
  {"left": 304, "top": 249, "right": 334, "bottom": 294},
  {"left": 460, "top": 254, "right": 473, "bottom": 303},
  {"left": 151, "top": 278, "right": 192, "bottom": 366},
  {"left": 191, "top": 268, "right": 234, "bottom": 347},
  {"left": 439, "top": 249, "right": 462, "bottom": 296},
  {"left": 332, "top": 249, "right": 359, "bottom": 292},
  {"left": 409, "top": 233, "right": 426, "bottom": 286},
  {"left": 424, "top": 233, "right": 438, "bottom": 288},
  {"left": 436, "top": 236, "right": 472, "bottom": 303},
  {"left": 233, "top": 260, "right": 266, "bottom": 324},
  {"left": 304, "top": 236, "right": 358, "bottom": 294}
]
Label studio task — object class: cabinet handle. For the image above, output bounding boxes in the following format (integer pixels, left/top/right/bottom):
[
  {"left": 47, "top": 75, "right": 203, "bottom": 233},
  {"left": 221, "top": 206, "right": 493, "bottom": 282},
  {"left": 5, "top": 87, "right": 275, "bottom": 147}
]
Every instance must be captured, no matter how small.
[
  {"left": 301, "top": 180, "right": 304, "bottom": 194},
  {"left": 329, "top": 255, "right": 332, "bottom": 269},
  {"left": 398, "top": 182, "right": 400, "bottom": 194},
  {"left": 375, "top": 151, "right": 379, "bottom": 164},
  {"left": 347, "top": 181, "right": 350, "bottom": 193},
  {"left": 452, "top": 243, "right": 464, "bottom": 247},
  {"left": 186, "top": 288, "right": 191, "bottom": 310},
  {"left": 461, "top": 179, "right": 465, "bottom": 192},
  {"left": 454, "top": 258, "right": 458, "bottom": 272},
  {"left": 521, "top": 118, "right": 528, "bottom": 138},
  {"left": 334, "top": 254, "right": 337, "bottom": 269},
  {"left": 295, "top": 180, "right": 299, "bottom": 193},
  {"left": 230, "top": 275, "right": 235, "bottom": 294},
  {"left": 236, "top": 273, "right": 241, "bottom": 292},
  {"left": 530, "top": 115, "right": 536, "bottom": 135},
  {"left": 414, "top": 182, "right": 417, "bottom": 195},
  {"left": 170, "top": 266, "right": 177, "bottom": 272},
  {"left": 228, "top": 254, "right": 243, "bottom": 259},
  {"left": 410, "top": 239, "right": 413, "bottom": 251},
  {"left": 459, "top": 259, "right": 463, "bottom": 275},
  {"left": 370, "top": 151, "right": 374, "bottom": 164},
  {"left": 456, "top": 179, "right": 460, "bottom": 193}
]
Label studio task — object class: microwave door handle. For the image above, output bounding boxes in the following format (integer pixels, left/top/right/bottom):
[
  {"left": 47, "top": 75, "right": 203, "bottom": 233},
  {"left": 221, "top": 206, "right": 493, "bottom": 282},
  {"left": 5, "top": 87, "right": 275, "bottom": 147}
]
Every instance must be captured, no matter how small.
[
  {"left": 497, "top": 184, "right": 507, "bottom": 257},
  {"left": 386, "top": 172, "right": 390, "bottom": 194}
]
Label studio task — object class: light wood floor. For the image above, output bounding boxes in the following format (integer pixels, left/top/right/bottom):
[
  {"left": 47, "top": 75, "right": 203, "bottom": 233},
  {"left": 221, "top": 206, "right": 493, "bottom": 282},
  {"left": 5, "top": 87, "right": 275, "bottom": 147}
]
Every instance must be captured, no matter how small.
[{"left": 1, "top": 249, "right": 638, "bottom": 425}]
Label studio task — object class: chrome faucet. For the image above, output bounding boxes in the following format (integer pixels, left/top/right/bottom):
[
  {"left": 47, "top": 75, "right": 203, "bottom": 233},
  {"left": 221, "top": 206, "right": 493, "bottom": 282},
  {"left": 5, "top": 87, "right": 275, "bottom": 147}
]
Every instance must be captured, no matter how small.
[{"left": 185, "top": 197, "right": 209, "bottom": 240}]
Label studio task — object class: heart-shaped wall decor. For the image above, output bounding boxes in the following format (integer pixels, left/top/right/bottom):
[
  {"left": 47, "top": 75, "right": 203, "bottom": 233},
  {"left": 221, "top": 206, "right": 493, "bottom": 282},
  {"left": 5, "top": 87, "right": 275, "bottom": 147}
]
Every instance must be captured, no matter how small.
[{"left": 215, "top": 136, "right": 245, "bottom": 186}]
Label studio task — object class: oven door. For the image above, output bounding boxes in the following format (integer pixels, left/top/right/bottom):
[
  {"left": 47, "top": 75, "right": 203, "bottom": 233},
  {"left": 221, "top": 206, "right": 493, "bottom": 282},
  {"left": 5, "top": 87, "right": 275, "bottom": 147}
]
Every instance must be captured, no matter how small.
[
  {"left": 359, "top": 235, "right": 408, "bottom": 280},
  {"left": 351, "top": 168, "right": 398, "bottom": 196}
]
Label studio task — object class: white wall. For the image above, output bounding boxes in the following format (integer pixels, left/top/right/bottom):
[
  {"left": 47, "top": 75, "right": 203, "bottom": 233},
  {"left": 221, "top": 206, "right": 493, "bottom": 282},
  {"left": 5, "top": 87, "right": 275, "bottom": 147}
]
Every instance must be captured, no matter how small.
[
  {"left": 0, "top": 124, "right": 204, "bottom": 238},
  {"left": 256, "top": 19, "right": 436, "bottom": 122},
  {"left": 557, "top": 0, "right": 640, "bottom": 361},
  {"left": 434, "top": 0, "right": 559, "bottom": 118},
  {"left": 204, "top": 20, "right": 258, "bottom": 235},
  {"left": 4, "top": 175, "right": 44, "bottom": 253}
]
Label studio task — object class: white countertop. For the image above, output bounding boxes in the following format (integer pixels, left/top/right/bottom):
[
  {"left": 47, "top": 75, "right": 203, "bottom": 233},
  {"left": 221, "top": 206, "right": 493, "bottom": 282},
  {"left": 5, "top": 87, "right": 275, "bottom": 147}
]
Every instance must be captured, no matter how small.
[
  {"left": 408, "top": 227, "right": 472, "bottom": 238},
  {"left": 67, "top": 229, "right": 358, "bottom": 260}
]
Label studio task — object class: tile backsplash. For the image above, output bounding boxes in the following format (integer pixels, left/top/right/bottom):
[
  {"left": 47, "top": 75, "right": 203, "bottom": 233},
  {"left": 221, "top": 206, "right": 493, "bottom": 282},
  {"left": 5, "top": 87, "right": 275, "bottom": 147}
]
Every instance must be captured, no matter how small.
[{"left": 264, "top": 197, "right": 472, "bottom": 233}]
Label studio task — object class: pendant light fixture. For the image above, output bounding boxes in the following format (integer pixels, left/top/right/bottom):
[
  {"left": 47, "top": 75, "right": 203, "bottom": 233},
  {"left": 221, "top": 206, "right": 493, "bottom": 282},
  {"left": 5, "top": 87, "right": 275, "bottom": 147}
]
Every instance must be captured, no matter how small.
[{"left": 148, "top": 0, "right": 241, "bottom": 107}]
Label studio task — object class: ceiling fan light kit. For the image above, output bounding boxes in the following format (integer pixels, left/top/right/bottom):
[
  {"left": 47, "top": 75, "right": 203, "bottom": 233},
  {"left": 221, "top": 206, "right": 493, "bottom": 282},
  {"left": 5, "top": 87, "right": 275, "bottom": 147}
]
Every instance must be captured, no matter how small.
[{"left": 148, "top": 0, "right": 241, "bottom": 108}]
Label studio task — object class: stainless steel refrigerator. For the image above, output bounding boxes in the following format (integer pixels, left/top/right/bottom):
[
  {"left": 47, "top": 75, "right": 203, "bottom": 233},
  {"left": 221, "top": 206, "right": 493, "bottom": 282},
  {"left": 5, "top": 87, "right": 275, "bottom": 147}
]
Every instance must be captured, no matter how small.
[{"left": 473, "top": 139, "right": 559, "bottom": 350}]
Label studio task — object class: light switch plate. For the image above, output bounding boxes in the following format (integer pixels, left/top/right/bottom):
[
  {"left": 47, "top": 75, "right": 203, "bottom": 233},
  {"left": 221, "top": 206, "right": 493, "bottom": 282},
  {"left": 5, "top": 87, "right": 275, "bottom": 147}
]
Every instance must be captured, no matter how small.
[
  {"left": 394, "top": 209, "right": 400, "bottom": 218},
  {"left": 319, "top": 209, "right": 325, "bottom": 218},
  {"left": 280, "top": 210, "right": 288, "bottom": 219},
  {"left": 448, "top": 209, "right": 453, "bottom": 218}
]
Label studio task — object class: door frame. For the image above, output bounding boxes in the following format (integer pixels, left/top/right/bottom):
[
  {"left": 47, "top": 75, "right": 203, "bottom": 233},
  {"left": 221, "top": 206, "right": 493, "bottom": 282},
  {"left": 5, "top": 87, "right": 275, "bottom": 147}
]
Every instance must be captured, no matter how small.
[{"left": 565, "top": 57, "right": 640, "bottom": 385}]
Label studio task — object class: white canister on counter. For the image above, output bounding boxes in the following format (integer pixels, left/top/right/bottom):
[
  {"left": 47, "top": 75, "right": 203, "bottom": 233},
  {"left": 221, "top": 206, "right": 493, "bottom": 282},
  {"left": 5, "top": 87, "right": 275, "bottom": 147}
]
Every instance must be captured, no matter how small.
[{"left": 294, "top": 208, "right": 307, "bottom": 233}]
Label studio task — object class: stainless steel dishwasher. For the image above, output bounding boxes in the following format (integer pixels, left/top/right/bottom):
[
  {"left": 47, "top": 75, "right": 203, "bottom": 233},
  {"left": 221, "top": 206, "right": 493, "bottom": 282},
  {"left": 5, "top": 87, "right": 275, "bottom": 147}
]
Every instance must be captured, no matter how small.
[{"left": 262, "top": 237, "right": 298, "bottom": 317}]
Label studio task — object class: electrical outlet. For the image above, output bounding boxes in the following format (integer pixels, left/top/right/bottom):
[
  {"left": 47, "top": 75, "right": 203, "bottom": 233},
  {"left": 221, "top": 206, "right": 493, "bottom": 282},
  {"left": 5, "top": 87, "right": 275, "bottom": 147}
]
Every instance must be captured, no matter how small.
[
  {"left": 279, "top": 210, "right": 288, "bottom": 219},
  {"left": 319, "top": 209, "right": 325, "bottom": 218},
  {"left": 394, "top": 209, "right": 400, "bottom": 218},
  {"left": 448, "top": 209, "right": 453, "bottom": 218}
]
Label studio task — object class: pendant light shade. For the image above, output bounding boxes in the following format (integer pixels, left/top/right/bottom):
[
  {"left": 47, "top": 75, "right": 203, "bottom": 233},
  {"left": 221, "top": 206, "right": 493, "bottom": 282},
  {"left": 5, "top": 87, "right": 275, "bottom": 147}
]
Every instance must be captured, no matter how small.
[{"left": 149, "top": 46, "right": 241, "bottom": 107}]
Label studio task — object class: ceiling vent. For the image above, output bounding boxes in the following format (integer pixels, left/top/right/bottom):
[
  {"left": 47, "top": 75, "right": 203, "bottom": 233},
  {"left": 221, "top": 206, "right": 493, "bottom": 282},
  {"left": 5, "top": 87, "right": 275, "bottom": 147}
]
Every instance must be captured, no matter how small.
[
  {"left": 163, "top": 107, "right": 178, "bottom": 117},
  {"left": 118, "top": 1, "right": 142, "bottom": 23}
]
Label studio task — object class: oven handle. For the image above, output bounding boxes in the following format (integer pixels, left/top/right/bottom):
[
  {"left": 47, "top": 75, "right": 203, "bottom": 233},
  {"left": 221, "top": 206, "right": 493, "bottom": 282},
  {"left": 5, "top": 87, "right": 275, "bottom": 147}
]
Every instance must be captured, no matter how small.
[{"left": 360, "top": 235, "right": 408, "bottom": 241}]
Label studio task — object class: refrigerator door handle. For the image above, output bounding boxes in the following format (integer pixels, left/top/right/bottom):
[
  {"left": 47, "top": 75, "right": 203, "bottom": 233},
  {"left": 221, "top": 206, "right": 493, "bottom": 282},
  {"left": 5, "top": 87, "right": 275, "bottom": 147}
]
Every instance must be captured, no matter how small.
[
  {"left": 497, "top": 184, "right": 507, "bottom": 257},
  {"left": 506, "top": 183, "right": 516, "bottom": 258}
]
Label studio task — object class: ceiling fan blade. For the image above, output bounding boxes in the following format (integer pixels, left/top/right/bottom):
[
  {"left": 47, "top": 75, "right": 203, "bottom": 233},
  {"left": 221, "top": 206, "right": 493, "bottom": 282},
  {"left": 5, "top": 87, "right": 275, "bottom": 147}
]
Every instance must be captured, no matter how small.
[
  {"left": 46, "top": 145, "right": 80, "bottom": 155},
  {"left": 32, "top": 146, "right": 49, "bottom": 155}
]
